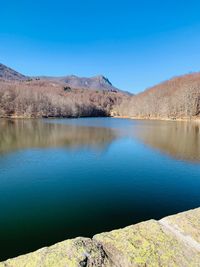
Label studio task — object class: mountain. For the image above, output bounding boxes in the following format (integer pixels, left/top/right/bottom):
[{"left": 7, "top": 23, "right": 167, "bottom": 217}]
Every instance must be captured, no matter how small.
[
  {"left": 114, "top": 72, "right": 200, "bottom": 120},
  {"left": 0, "top": 63, "right": 130, "bottom": 118},
  {"left": 3, "top": 62, "right": 200, "bottom": 120},
  {"left": 0, "top": 63, "right": 123, "bottom": 92},
  {"left": 38, "top": 74, "right": 122, "bottom": 92},
  {"left": 60, "top": 75, "right": 119, "bottom": 92},
  {"left": 0, "top": 63, "right": 27, "bottom": 81}
]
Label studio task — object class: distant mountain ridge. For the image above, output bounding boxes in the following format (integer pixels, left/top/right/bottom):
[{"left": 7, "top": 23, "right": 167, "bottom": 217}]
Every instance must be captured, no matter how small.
[
  {"left": 1, "top": 62, "right": 200, "bottom": 120},
  {"left": 0, "top": 63, "right": 27, "bottom": 81},
  {"left": 0, "top": 63, "right": 122, "bottom": 92},
  {"left": 38, "top": 74, "right": 121, "bottom": 92}
]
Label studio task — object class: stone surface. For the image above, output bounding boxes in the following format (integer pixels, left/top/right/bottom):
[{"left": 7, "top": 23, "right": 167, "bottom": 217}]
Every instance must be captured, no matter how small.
[
  {"left": 160, "top": 208, "right": 200, "bottom": 244},
  {"left": 0, "top": 238, "right": 111, "bottom": 267},
  {"left": 1, "top": 208, "right": 200, "bottom": 266},
  {"left": 94, "top": 219, "right": 200, "bottom": 267}
]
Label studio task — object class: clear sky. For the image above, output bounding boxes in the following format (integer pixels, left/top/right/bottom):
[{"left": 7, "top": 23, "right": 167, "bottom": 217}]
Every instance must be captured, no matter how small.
[{"left": 1, "top": 0, "right": 200, "bottom": 93}]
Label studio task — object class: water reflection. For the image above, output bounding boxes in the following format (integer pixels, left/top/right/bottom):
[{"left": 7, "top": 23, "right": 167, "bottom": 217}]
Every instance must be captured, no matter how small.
[
  {"left": 0, "top": 119, "right": 118, "bottom": 154},
  {"left": 133, "top": 120, "right": 200, "bottom": 162},
  {"left": 0, "top": 119, "right": 200, "bottom": 162},
  {"left": 0, "top": 118, "right": 200, "bottom": 260}
]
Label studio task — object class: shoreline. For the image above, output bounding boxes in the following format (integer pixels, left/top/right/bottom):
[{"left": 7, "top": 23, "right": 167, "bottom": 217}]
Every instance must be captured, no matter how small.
[
  {"left": 112, "top": 115, "right": 200, "bottom": 122},
  {"left": 1, "top": 115, "right": 200, "bottom": 123}
]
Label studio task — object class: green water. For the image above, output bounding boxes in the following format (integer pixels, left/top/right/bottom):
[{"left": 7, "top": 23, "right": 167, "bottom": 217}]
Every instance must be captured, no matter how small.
[{"left": 0, "top": 118, "right": 200, "bottom": 260}]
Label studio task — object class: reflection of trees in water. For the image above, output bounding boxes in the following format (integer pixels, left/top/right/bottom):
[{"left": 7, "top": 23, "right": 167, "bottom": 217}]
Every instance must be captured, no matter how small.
[
  {"left": 0, "top": 119, "right": 118, "bottom": 154},
  {"left": 1, "top": 119, "right": 199, "bottom": 162},
  {"left": 134, "top": 121, "right": 200, "bottom": 162}
]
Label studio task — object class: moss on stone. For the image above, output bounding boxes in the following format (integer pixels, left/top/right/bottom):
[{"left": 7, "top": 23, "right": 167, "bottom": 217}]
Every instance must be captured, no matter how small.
[
  {"left": 1, "top": 209, "right": 200, "bottom": 267},
  {"left": 162, "top": 208, "right": 200, "bottom": 244},
  {"left": 0, "top": 238, "right": 111, "bottom": 267},
  {"left": 94, "top": 219, "right": 200, "bottom": 266}
]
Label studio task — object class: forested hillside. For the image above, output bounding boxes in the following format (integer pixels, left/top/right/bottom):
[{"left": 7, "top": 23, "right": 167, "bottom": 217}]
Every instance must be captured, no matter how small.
[
  {"left": 1, "top": 63, "right": 200, "bottom": 120},
  {"left": 0, "top": 79, "right": 126, "bottom": 118},
  {"left": 113, "top": 73, "right": 200, "bottom": 120}
]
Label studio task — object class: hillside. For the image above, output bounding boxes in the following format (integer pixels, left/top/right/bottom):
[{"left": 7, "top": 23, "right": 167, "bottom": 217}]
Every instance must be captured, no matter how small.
[
  {"left": 1, "top": 63, "right": 200, "bottom": 120},
  {"left": 113, "top": 72, "right": 200, "bottom": 120},
  {"left": 0, "top": 63, "right": 27, "bottom": 81},
  {"left": 0, "top": 63, "right": 129, "bottom": 118},
  {"left": 0, "top": 79, "right": 127, "bottom": 118}
]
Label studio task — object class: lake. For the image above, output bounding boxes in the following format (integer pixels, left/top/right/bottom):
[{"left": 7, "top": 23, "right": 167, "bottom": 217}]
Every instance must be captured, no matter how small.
[{"left": 0, "top": 118, "right": 200, "bottom": 260}]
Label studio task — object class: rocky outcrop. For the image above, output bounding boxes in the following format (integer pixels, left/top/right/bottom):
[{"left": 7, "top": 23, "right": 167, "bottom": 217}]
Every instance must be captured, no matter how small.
[
  {"left": 52, "top": 75, "right": 121, "bottom": 92},
  {"left": 1, "top": 208, "right": 200, "bottom": 266}
]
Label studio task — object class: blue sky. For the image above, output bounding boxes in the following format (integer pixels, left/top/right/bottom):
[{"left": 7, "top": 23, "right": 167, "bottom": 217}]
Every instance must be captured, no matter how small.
[{"left": 1, "top": 0, "right": 200, "bottom": 93}]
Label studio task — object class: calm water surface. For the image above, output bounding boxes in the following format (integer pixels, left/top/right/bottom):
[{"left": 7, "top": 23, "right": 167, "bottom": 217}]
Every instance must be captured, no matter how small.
[{"left": 0, "top": 118, "right": 200, "bottom": 260}]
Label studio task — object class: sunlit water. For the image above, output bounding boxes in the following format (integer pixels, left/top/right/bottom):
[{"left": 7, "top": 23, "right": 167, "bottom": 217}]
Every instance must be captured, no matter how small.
[{"left": 0, "top": 118, "right": 200, "bottom": 260}]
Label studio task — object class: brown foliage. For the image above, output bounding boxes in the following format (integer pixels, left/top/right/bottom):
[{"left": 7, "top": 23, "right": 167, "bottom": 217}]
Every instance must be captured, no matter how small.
[
  {"left": 0, "top": 80, "right": 125, "bottom": 118},
  {"left": 114, "top": 73, "right": 200, "bottom": 119}
]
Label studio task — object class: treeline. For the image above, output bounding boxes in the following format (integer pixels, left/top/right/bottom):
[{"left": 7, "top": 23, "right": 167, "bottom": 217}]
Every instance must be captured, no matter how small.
[
  {"left": 1, "top": 72, "right": 200, "bottom": 120},
  {"left": 113, "top": 73, "right": 200, "bottom": 119},
  {"left": 0, "top": 80, "right": 126, "bottom": 118}
]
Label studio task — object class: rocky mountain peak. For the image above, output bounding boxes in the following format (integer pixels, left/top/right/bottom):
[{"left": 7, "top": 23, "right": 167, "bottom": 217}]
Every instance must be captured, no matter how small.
[{"left": 92, "top": 75, "right": 113, "bottom": 86}]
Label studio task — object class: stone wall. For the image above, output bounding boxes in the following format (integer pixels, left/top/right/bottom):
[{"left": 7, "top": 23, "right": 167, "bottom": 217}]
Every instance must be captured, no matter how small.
[{"left": 1, "top": 208, "right": 200, "bottom": 266}]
